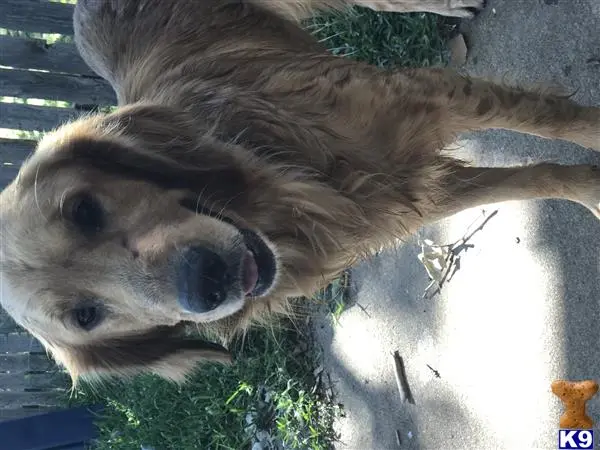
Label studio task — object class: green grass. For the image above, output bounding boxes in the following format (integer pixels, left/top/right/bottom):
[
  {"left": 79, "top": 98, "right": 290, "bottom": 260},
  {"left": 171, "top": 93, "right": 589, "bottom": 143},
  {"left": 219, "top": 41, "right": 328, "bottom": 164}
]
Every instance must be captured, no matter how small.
[
  {"left": 305, "top": 7, "right": 455, "bottom": 68},
  {"left": 70, "top": 320, "right": 340, "bottom": 450},
  {"left": 66, "top": 8, "right": 453, "bottom": 450}
]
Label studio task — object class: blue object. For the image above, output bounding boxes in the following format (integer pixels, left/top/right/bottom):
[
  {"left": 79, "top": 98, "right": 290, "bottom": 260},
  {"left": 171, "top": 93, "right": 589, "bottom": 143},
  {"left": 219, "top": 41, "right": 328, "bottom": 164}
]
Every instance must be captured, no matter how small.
[{"left": 0, "top": 405, "right": 104, "bottom": 450}]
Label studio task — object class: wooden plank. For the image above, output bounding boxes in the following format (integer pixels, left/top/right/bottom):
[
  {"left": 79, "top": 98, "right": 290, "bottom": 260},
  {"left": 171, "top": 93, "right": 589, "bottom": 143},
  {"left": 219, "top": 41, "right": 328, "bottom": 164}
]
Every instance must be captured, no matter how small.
[
  {"left": 0, "top": 138, "right": 35, "bottom": 163},
  {"left": 0, "top": 138, "right": 35, "bottom": 189},
  {"left": 0, "top": 310, "right": 23, "bottom": 334},
  {"left": 0, "top": 372, "right": 68, "bottom": 392},
  {"left": 0, "top": 353, "right": 56, "bottom": 373},
  {"left": 0, "top": 35, "right": 97, "bottom": 76},
  {"left": 0, "top": 68, "right": 116, "bottom": 106},
  {"left": 0, "top": 390, "right": 65, "bottom": 409},
  {"left": 0, "top": 405, "right": 104, "bottom": 449},
  {"left": 0, "top": 102, "right": 81, "bottom": 132},
  {"left": 0, "top": 0, "right": 75, "bottom": 35},
  {"left": 0, "top": 333, "right": 44, "bottom": 353},
  {"left": 0, "top": 164, "right": 20, "bottom": 190}
]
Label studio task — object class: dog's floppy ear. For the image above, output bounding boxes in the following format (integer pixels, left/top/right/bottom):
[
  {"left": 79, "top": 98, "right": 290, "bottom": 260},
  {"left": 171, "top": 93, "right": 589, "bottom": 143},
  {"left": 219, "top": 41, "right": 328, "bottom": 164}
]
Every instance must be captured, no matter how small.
[
  {"left": 43, "top": 103, "right": 251, "bottom": 204},
  {"left": 46, "top": 326, "right": 232, "bottom": 384}
]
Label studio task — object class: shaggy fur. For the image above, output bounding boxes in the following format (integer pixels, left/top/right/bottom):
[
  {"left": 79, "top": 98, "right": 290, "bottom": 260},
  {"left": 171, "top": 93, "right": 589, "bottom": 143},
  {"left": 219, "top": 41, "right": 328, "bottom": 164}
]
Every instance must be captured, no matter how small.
[{"left": 0, "top": 0, "right": 599, "bottom": 383}]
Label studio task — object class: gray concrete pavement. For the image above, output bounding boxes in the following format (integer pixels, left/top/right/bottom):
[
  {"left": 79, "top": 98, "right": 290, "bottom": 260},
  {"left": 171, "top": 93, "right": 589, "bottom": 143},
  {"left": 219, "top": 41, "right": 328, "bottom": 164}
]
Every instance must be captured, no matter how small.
[{"left": 314, "top": 1, "right": 600, "bottom": 448}]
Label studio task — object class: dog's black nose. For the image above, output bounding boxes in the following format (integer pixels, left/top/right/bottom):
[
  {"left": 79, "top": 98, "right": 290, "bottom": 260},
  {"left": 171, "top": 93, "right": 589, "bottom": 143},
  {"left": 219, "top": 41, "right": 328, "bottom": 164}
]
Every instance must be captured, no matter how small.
[{"left": 177, "top": 246, "right": 228, "bottom": 313}]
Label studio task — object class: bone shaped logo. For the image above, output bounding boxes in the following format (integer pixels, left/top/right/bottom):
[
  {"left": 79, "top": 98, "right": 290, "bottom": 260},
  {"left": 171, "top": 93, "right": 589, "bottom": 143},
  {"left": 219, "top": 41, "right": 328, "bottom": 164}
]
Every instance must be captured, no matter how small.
[{"left": 551, "top": 379, "right": 598, "bottom": 429}]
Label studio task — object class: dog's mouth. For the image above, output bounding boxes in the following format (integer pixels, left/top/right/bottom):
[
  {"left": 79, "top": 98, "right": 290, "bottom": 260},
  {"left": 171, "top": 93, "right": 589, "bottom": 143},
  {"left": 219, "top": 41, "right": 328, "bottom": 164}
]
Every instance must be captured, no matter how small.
[
  {"left": 239, "top": 228, "right": 276, "bottom": 298},
  {"left": 177, "top": 227, "right": 277, "bottom": 315}
]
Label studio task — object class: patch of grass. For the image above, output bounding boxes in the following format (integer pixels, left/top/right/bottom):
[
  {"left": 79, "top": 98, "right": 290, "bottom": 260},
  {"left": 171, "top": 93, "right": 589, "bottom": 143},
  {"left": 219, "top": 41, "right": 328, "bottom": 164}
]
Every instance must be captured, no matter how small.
[
  {"left": 313, "top": 271, "right": 352, "bottom": 322},
  {"left": 68, "top": 8, "right": 452, "bottom": 450},
  {"left": 305, "top": 7, "right": 455, "bottom": 69},
  {"left": 70, "top": 319, "right": 341, "bottom": 450}
]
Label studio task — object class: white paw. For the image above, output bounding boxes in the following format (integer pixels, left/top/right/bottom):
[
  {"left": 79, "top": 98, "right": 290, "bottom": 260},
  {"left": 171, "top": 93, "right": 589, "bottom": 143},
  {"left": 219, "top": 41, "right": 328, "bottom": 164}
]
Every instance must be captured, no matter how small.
[
  {"left": 444, "top": 0, "right": 486, "bottom": 18},
  {"left": 360, "top": 0, "right": 485, "bottom": 18},
  {"left": 579, "top": 165, "right": 600, "bottom": 220}
]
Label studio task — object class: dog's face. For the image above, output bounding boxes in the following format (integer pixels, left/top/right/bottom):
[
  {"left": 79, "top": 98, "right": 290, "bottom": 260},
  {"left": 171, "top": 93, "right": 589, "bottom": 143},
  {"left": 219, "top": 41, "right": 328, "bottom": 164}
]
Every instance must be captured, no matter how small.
[{"left": 0, "top": 104, "right": 289, "bottom": 382}]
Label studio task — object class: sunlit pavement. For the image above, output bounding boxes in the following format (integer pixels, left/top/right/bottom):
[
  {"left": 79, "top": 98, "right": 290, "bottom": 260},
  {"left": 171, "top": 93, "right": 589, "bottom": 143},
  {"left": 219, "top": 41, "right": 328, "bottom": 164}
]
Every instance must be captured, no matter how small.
[{"left": 314, "top": 1, "right": 600, "bottom": 448}]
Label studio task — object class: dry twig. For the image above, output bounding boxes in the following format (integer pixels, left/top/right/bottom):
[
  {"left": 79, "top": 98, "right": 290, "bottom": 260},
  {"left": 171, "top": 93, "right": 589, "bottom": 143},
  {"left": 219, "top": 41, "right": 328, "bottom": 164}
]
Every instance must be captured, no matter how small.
[
  {"left": 426, "top": 364, "right": 441, "bottom": 378},
  {"left": 392, "top": 350, "right": 415, "bottom": 405},
  {"left": 420, "top": 209, "right": 499, "bottom": 299}
]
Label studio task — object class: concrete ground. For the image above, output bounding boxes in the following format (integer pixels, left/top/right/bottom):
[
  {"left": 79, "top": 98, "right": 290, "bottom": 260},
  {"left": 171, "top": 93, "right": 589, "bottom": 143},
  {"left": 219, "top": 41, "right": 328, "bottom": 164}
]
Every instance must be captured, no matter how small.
[{"left": 314, "top": 1, "right": 600, "bottom": 448}]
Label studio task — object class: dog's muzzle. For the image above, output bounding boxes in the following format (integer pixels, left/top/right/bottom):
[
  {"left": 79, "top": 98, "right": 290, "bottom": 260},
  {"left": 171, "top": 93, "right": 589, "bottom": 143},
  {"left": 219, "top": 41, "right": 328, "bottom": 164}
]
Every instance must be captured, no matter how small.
[
  {"left": 177, "top": 246, "right": 230, "bottom": 313},
  {"left": 176, "top": 229, "right": 277, "bottom": 314}
]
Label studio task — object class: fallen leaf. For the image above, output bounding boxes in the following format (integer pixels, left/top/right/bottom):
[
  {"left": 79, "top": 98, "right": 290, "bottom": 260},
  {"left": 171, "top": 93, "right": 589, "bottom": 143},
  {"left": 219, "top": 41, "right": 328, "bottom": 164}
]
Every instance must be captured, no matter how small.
[{"left": 417, "top": 239, "right": 449, "bottom": 283}]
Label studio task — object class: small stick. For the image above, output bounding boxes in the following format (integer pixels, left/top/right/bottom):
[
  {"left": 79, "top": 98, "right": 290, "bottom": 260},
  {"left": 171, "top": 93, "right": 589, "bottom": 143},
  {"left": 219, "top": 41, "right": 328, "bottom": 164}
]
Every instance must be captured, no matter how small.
[
  {"left": 392, "top": 351, "right": 415, "bottom": 405},
  {"left": 422, "top": 209, "right": 498, "bottom": 299},
  {"left": 395, "top": 429, "right": 402, "bottom": 447},
  {"left": 426, "top": 364, "right": 441, "bottom": 378},
  {"left": 356, "top": 302, "right": 371, "bottom": 318}
]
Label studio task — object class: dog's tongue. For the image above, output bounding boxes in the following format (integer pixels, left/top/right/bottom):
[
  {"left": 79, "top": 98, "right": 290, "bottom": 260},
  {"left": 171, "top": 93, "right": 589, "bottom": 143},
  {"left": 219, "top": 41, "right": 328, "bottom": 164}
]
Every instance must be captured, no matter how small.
[{"left": 242, "top": 251, "right": 259, "bottom": 295}]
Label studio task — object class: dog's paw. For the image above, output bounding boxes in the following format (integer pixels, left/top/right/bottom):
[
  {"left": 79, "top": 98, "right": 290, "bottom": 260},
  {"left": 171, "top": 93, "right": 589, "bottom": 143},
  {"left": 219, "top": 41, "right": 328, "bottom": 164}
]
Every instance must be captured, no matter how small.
[
  {"left": 578, "top": 165, "right": 600, "bottom": 220},
  {"left": 574, "top": 106, "right": 600, "bottom": 151},
  {"left": 441, "top": 0, "right": 486, "bottom": 18},
  {"left": 361, "top": 0, "right": 486, "bottom": 18}
]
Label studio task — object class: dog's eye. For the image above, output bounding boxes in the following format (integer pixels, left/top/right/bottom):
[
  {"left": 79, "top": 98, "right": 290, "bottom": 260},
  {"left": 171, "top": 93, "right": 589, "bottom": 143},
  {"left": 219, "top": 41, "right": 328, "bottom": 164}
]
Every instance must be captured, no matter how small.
[
  {"left": 73, "top": 306, "right": 101, "bottom": 331},
  {"left": 65, "top": 193, "right": 104, "bottom": 234}
]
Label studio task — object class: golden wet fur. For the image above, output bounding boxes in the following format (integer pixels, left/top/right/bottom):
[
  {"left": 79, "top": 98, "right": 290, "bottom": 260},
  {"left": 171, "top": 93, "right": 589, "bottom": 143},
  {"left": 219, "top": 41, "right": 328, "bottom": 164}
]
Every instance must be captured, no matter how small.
[{"left": 0, "top": 0, "right": 599, "bottom": 383}]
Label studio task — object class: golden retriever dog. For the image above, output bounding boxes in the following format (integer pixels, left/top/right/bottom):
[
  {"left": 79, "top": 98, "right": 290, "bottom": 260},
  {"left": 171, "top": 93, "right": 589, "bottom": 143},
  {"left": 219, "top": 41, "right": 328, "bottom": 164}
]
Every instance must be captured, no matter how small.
[{"left": 0, "top": 0, "right": 598, "bottom": 384}]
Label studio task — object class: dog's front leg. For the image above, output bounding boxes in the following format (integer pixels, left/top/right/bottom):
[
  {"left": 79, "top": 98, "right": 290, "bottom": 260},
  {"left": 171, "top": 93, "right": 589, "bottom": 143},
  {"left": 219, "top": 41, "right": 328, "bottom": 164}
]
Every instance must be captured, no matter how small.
[
  {"left": 420, "top": 164, "right": 600, "bottom": 224},
  {"left": 400, "top": 68, "right": 600, "bottom": 151},
  {"left": 273, "top": 61, "right": 599, "bottom": 152}
]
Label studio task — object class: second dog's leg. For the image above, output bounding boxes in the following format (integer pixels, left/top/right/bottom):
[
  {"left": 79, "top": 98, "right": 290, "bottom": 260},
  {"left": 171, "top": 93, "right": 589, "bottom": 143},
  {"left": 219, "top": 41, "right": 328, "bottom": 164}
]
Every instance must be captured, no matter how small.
[
  {"left": 354, "top": 0, "right": 485, "bottom": 18},
  {"left": 255, "top": 0, "right": 484, "bottom": 20},
  {"left": 420, "top": 164, "right": 600, "bottom": 225}
]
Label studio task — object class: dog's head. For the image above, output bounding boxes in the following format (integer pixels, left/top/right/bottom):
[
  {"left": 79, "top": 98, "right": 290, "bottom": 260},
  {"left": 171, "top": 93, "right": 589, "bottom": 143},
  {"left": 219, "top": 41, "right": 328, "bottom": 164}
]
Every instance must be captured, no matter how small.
[{"left": 0, "top": 103, "right": 307, "bottom": 383}]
